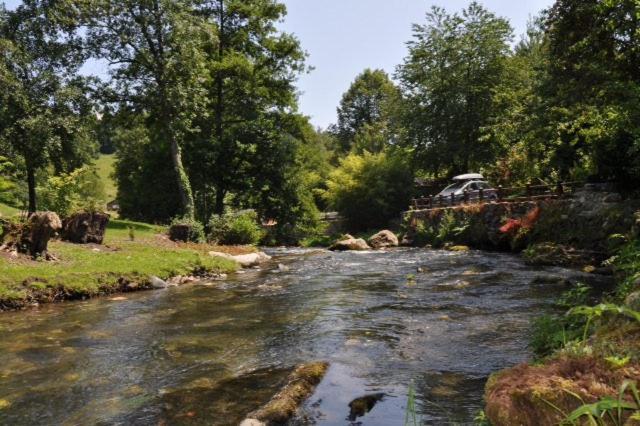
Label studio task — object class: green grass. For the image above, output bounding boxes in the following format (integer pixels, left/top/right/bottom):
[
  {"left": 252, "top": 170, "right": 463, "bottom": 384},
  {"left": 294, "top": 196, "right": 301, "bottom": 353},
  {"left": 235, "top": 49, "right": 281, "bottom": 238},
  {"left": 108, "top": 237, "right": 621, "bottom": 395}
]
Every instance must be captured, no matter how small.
[
  {"left": 94, "top": 154, "right": 117, "bottom": 203},
  {"left": 0, "top": 219, "right": 239, "bottom": 306},
  {"left": 0, "top": 202, "right": 20, "bottom": 219}
]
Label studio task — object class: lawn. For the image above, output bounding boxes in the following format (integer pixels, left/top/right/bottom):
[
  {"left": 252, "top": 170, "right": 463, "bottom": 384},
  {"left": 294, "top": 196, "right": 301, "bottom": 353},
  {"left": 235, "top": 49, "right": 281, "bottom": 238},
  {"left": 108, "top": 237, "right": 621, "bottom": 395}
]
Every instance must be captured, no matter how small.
[
  {"left": 0, "top": 218, "right": 242, "bottom": 308},
  {"left": 94, "top": 154, "right": 118, "bottom": 203},
  {"left": 0, "top": 202, "right": 20, "bottom": 219}
]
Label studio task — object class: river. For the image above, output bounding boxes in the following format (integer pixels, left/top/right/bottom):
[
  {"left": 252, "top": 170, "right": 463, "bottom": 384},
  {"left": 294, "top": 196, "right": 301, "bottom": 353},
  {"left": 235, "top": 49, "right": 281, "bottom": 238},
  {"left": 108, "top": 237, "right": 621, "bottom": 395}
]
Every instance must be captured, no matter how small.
[{"left": 0, "top": 248, "right": 593, "bottom": 425}]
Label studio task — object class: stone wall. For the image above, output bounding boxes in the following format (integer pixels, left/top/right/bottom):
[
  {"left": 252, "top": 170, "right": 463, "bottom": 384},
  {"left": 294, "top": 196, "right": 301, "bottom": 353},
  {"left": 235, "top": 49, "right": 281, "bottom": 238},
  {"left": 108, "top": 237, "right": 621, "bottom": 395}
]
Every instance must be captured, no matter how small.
[{"left": 403, "top": 187, "right": 639, "bottom": 252}]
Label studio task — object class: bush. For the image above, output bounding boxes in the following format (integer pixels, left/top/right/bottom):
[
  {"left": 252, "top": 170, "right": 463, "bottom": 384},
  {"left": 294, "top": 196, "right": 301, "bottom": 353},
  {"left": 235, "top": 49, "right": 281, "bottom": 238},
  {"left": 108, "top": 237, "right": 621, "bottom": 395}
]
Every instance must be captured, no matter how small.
[
  {"left": 324, "top": 150, "right": 414, "bottom": 231},
  {"left": 208, "top": 210, "right": 263, "bottom": 245},
  {"left": 38, "top": 166, "right": 106, "bottom": 217},
  {"left": 169, "top": 216, "right": 205, "bottom": 243}
]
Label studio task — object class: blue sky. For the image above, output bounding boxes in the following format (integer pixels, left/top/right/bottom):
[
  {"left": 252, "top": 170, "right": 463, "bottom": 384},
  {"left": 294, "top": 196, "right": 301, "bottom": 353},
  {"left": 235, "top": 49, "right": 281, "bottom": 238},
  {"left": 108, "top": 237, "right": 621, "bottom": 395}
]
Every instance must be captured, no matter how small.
[{"left": 3, "top": 0, "right": 554, "bottom": 128}]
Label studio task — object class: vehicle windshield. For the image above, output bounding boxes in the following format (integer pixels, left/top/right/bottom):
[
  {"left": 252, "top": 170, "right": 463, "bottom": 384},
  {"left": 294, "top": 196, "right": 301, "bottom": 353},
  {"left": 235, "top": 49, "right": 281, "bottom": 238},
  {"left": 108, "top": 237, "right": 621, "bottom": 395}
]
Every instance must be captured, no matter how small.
[{"left": 438, "top": 182, "right": 464, "bottom": 196}]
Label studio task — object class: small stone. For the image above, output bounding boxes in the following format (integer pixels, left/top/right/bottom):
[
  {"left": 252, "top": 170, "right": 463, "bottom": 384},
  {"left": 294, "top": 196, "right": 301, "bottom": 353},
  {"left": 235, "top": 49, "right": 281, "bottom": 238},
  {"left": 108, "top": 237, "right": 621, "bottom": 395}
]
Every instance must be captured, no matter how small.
[{"left": 150, "top": 276, "right": 168, "bottom": 289}]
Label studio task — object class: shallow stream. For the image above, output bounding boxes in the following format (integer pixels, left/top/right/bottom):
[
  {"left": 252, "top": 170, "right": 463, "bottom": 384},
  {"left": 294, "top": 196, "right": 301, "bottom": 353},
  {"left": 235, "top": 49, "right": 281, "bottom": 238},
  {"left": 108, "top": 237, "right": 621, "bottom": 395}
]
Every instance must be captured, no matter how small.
[{"left": 0, "top": 248, "right": 594, "bottom": 425}]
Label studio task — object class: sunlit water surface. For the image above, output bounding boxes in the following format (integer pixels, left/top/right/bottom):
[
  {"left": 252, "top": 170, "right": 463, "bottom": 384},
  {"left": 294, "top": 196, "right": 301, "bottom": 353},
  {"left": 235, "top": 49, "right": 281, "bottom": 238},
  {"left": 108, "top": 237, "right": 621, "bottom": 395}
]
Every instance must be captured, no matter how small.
[{"left": 0, "top": 248, "right": 597, "bottom": 425}]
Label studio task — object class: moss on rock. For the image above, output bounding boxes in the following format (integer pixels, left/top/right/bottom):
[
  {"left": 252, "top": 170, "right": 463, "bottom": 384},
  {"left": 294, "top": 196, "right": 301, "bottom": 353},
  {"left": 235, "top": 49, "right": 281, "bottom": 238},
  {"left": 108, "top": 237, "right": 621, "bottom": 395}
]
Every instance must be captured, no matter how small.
[{"left": 245, "top": 361, "right": 329, "bottom": 425}]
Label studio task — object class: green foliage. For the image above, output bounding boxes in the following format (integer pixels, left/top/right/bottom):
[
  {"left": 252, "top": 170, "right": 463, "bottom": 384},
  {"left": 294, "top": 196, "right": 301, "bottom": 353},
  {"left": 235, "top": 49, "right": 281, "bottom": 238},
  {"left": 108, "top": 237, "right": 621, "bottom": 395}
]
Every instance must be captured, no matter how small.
[
  {"left": 208, "top": 210, "right": 263, "bottom": 246},
  {"left": 0, "top": 2, "right": 97, "bottom": 213},
  {"left": 562, "top": 381, "right": 640, "bottom": 426},
  {"left": 170, "top": 216, "right": 205, "bottom": 243},
  {"left": 332, "top": 68, "right": 401, "bottom": 154},
  {"left": 612, "top": 238, "right": 640, "bottom": 301},
  {"left": 397, "top": 2, "right": 513, "bottom": 176},
  {"left": 324, "top": 150, "right": 414, "bottom": 231},
  {"left": 38, "top": 166, "right": 106, "bottom": 217},
  {"left": 404, "top": 381, "right": 420, "bottom": 426}
]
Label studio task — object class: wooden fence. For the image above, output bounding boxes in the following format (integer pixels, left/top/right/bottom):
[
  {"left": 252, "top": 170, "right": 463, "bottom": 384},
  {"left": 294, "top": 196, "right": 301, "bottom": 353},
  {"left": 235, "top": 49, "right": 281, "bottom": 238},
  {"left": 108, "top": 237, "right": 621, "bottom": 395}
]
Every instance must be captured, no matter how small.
[{"left": 411, "top": 181, "right": 584, "bottom": 210}]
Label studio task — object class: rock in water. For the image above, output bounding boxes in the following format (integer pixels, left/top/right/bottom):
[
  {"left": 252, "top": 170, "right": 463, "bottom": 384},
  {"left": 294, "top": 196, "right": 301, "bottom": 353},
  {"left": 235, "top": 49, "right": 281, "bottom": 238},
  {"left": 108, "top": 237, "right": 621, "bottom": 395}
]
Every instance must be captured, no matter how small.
[
  {"left": 233, "top": 252, "right": 272, "bottom": 268},
  {"left": 368, "top": 230, "right": 399, "bottom": 249},
  {"left": 329, "top": 235, "right": 370, "bottom": 251},
  {"left": 62, "top": 211, "right": 110, "bottom": 244},
  {"left": 348, "top": 393, "right": 385, "bottom": 421},
  {"left": 242, "top": 361, "right": 329, "bottom": 425},
  {"left": 150, "top": 276, "right": 168, "bottom": 289}
]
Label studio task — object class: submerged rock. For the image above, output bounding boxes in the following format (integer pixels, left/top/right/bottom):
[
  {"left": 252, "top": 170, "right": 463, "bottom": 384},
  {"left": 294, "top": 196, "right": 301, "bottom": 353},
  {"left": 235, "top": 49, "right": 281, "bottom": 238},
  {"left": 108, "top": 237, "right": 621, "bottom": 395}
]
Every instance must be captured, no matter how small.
[
  {"left": 348, "top": 393, "right": 385, "bottom": 421},
  {"left": 368, "top": 230, "right": 399, "bottom": 249},
  {"left": 329, "top": 235, "right": 370, "bottom": 251},
  {"left": 242, "top": 361, "right": 329, "bottom": 425},
  {"left": 447, "top": 245, "right": 470, "bottom": 252}
]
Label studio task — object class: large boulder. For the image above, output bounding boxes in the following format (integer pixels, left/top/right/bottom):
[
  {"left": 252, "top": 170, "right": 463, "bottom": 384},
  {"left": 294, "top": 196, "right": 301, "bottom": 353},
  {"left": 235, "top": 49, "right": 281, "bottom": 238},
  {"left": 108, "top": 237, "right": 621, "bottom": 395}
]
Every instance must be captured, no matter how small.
[
  {"left": 20, "top": 212, "right": 62, "bottom": 258},
  {"left": 368, "top": 230, "right": 399, "bottom": 249},
  {"left": 62, "top": 211, "right": 110, "bottom": 244},
  {"left": 329, "top": 235, "right": 370, "bottom": 251}
]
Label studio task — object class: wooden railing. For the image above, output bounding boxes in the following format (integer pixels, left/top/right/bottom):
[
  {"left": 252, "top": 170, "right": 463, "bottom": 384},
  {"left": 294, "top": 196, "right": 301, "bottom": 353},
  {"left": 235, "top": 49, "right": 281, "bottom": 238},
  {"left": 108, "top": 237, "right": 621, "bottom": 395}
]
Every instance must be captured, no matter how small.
[{"left": 410, "top": 181, "right": 584, "bottom": 210}]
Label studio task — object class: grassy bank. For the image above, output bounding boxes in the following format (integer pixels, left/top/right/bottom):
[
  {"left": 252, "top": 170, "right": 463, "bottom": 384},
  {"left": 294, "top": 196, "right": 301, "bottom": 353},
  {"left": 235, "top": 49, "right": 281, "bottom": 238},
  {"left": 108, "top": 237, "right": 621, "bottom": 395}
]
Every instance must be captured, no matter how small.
[{"left": 0, "top": 219, "right": 243, "bottom": 311}]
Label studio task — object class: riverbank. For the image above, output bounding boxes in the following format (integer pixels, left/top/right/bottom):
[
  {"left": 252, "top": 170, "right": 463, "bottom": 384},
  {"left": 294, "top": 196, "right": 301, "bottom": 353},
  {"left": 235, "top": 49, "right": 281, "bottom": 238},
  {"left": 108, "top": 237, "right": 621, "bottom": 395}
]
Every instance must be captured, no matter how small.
[
  {"left": 0, "top": 219, "right": 248, "bottom": 311},
  {"left": 484, "top": 235, "right": 640, "bottom": 425}
]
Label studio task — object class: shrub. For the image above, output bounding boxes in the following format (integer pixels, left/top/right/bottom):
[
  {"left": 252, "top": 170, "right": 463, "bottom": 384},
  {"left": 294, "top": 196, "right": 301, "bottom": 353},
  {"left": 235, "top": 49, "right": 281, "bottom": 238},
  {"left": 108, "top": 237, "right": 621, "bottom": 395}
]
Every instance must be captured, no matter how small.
[
  {"left": 38, "top": 166, "right": 106, "bottom": 217},
  {"left": 208, "top": 210, "right": 263, "bottom": 245},
  {"left": 169, "top": 216, "right": 205, "bottom": 243},
  {"left": 324, "top": 150, "right": 414, "bottom": 231}
]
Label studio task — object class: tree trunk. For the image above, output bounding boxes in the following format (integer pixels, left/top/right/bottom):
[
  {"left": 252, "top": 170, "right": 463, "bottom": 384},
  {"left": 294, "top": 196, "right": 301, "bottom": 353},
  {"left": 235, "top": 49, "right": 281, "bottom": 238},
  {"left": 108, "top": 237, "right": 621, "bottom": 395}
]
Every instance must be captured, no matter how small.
[
  {"left": 214, "top": 188, "right": 225, "bottom": 215},
  {"left": 169, "top": 136, "right": 195, "bottom": 219},
  {"left": 27, "top": 164, "right": 37, "bottom": 216}
]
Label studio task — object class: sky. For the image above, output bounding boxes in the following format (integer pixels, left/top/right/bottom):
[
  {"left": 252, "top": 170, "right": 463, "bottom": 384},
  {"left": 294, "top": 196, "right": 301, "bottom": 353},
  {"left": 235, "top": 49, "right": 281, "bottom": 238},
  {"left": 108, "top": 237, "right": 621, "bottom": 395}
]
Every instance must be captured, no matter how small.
[{"left": 3, "top": 0, "right": 554, "bottom": 128}]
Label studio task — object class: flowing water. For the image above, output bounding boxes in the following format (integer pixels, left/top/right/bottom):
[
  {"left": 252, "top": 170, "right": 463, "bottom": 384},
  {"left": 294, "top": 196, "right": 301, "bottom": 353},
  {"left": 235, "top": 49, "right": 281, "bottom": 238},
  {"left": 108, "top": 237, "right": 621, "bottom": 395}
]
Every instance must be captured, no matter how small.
[{"left": 0, "top": 248, "right": 598, "bottom": 425}]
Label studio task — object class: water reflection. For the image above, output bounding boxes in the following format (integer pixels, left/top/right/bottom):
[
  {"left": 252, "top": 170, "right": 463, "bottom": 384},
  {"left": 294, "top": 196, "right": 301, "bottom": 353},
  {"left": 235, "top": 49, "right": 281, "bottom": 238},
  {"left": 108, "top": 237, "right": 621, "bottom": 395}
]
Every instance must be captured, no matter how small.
[{"left": 0, "top": 248, "right": 595, "bottom": 425}]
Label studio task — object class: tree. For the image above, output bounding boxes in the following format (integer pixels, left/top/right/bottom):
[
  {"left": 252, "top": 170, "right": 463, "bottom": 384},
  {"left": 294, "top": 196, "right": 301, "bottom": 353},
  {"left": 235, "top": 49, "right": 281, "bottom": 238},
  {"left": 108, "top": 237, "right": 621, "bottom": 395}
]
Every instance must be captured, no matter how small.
[
  {"left": 0, "top": 1, "right": 96, "bottom": 215},
  {"left": 187, "top": 0, "right": 307, "bottom": 218},
  {"left": 332, "top": 69, "right": 401, "bottom": 153},
  {"left": 397, "top": 2, "right": 512, "bottom": 177},
  {"left": 84, "top": 0, "right": 216, "bottom": 219},
  {"left": 539, "top": 0, "right": 640, "bottom": 183}
]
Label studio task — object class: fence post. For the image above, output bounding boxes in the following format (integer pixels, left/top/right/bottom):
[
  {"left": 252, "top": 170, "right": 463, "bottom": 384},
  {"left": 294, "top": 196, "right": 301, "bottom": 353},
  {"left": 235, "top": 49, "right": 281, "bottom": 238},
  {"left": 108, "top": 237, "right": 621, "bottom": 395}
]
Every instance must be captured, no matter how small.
[
  {"left": 439, "top": 194, "right": 444, "bottom": 207},
  {"left": 450, "top": 192, "right": 455, "bottom": 206},
  {"left": 479, "top": 188, "right": 484, "bottom": 203},
  {"left": 556, "top": 181, "right": 564, "bottom": 196},
  {"left": 526, "top": 182, "right": 532, "bottom": 199},
  {"left": 429, "top": 196, "right": 433, "bottom": 209},
  {"left": 498, "top": 185, "right": 503, "bottom": 201},
  {"left": 463, "top": 190, "right": 469, "bottom": 204}
]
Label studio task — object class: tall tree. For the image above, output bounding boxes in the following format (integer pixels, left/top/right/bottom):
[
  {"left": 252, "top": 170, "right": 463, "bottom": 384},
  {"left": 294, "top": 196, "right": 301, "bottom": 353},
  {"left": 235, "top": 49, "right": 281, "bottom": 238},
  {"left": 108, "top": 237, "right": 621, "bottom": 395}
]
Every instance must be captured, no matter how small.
[
  {"left": 540, "top": 0, "right": 640, "bottom": 183},
  {"left": 397, "top": 2, "right": 512, "bottom": 177},
  {"left": 0, "top": 1, "right": 95, "bottom": 214},
  {"left": 188, "top": 0, "right": 307, "bottom": 217},
  {"left": 332, "top": 68, "right": 401, "bottom": 153},
  {"left": 84, "top": 0, "right": 216, "bottom": 219}
]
